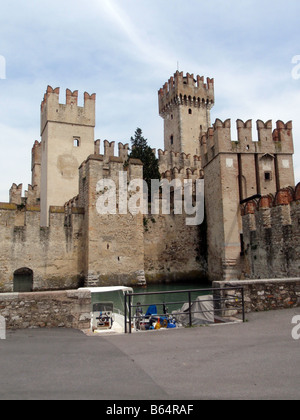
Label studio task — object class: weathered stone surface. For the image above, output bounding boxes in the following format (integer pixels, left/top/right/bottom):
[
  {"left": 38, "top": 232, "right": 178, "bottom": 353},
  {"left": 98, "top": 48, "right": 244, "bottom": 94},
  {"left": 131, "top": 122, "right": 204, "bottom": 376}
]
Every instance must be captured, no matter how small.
[
  {"left": 213, "top": 278, "right": 300, "bottom": 313},
  {"left": 242, "top": 198, "right": 300, "bottom": 279},
  {"left": 0, "top": 290, "right": 91, "bottom": 330}
]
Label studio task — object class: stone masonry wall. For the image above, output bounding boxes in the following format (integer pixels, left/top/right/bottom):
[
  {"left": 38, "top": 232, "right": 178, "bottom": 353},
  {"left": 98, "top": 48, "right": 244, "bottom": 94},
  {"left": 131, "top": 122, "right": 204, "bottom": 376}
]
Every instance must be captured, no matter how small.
[
  {"left": 0, "top": 289, "right": 91, "bottom": 330},
  {"left": 144, "top": 211, "right": 207, "bottom": 283},
  {"left": 213, "top": 278, "right": 300, "bottom": 313}
]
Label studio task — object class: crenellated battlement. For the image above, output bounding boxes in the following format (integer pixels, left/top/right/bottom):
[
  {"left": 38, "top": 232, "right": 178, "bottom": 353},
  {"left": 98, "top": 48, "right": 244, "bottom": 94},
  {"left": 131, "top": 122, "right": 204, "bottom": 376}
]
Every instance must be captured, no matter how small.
[
  {"left": 9, "top": 182, "right": 41, "bottom": 207},
  {"left": 158, "top": 148, "right": 202, "bottom": 176},
  {"left": 161, "top": 167, "right": 203, "bottom": 183},
  {"left": 118, "top": 142, "right": 130, "bottom": 161},
  {"left": 158, "top": 71, "right": 214, "bottom": 116},
  {"left": 93, "top": 139, "right": 130, "bottom": 162},
  {"left": 103, "top": 140, "right": 116, "bottom": 159},
  {"left": 40, "top": 86, "right": 96, "bottom": 135},
  {"left": 200, "top": 118, "right": 294, "bottom": 166},
  {"left": 9, "top": 183, "right": 23, "bottom": 205},
  {"left": 41, "top": 86, "right": 96, "bottom": 112},
  {"left": 242, "top": 185, "right": 298, "bottom": 234},
  {"left": 24, "top": 184, "right": 40, "bottom": 206},
  {"left": 243, "top": 184, "right": 299, "bottom": 216}
]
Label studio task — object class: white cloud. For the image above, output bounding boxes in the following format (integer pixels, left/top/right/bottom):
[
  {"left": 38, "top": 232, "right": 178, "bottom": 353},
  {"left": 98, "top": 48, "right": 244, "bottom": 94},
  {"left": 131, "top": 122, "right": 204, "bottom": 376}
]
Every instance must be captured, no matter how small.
[{"left": 96, "top": 0, "right": 177, "bottom": 71}]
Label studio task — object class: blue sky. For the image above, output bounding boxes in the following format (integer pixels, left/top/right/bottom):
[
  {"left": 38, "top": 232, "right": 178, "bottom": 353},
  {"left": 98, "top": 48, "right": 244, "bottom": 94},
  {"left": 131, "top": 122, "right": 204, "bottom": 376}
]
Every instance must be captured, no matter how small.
[{"left": 0, "top": 0, "right": 299, "bottom": 201}]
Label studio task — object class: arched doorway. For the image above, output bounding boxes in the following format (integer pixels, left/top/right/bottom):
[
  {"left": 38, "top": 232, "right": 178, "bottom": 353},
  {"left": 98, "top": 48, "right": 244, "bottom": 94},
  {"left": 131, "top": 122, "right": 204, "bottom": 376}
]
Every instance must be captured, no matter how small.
[{"left": 13, "top": 268, "right": 33, "bottom": 292}]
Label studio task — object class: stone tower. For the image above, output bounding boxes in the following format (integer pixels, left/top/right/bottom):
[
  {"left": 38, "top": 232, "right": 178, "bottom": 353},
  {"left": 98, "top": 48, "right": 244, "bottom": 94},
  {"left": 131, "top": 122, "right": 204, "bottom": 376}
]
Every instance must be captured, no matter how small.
[
  {"left": 40, "top": 86, "right": 96, "bottom": 226},
  {"left": 77, "top": 153, "right": 146, "bottom": 287},
  {"left": 200, "top": 118, "right": 295, "bottom": 281},
  {"left": 158, "top": 71, "right": 214, "bottom": 157}
]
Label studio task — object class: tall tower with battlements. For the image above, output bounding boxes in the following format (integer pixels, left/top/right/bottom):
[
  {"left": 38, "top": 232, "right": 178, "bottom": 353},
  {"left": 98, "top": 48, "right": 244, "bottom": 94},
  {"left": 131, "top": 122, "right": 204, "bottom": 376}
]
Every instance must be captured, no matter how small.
[
  {"left": 40, "top": 86, "right": 96, "bottom": 226},
  {"left": 158, "top": 71, "right": 214, "bottom": 157}
]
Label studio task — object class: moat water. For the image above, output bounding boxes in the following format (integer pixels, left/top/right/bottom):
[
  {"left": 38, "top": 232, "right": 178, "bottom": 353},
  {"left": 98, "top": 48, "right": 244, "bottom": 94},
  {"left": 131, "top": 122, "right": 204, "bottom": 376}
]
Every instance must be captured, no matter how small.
[
  {"left": 132, "top": 282, "right": 211, "bottom": 314},
  {"left": 91, "top": 282, "right": 211, "bottom": 316}
]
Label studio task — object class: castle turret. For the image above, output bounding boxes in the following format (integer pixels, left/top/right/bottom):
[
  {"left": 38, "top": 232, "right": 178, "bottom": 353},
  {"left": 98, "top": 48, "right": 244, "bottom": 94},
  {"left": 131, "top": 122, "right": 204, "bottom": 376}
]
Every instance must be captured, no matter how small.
[
  {"left": 158, "top": 71, "right": 214, "bottom": 157},
  {"left": 40, "top": 86, "right": 96, "bottom": 226}
]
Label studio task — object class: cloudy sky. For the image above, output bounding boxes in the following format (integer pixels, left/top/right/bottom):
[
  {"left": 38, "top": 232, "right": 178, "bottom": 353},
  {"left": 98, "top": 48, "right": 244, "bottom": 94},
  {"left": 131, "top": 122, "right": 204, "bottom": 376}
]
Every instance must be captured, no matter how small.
[{"left": 0, "top": 0, "right": 299, "bottom": 202}]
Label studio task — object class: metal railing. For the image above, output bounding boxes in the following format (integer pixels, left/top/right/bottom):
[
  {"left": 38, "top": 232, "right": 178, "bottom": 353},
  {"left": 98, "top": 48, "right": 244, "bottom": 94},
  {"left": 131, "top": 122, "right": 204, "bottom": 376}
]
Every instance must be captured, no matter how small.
[{"left": 124, "top": 286, "right": 245, "bottom": 334}]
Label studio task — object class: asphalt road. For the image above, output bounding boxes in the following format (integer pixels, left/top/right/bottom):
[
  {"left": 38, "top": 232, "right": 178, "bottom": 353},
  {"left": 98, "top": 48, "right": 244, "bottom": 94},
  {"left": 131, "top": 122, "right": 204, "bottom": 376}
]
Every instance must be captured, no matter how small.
[{"left": 0, "top": 308, "right": 299, "bottom": 400}]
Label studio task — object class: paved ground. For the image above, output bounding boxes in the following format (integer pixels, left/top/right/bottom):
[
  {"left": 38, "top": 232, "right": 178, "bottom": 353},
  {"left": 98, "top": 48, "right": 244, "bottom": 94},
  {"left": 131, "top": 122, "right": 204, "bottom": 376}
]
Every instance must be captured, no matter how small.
[{"left": 0, "top": 308, "right": 299, "bottom": 400}]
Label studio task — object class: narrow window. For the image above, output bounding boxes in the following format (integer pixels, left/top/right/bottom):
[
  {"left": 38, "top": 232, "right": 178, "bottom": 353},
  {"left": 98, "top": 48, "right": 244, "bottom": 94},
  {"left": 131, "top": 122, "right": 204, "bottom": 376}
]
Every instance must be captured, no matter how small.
[
  {"left": 264, "top": 172, "right": 272, "bottom": 181},
  {"left": 240, "top": 234, "right": 245, "bottom": 256},
  {"left": 170, "top": 135, "right": 174, "bottom": 145},
  {"left": 189, "top": 108, "right": 192, "bottom": 115},
  {"left": 74, "top": 138, "right": 80, "bottom": 147}
]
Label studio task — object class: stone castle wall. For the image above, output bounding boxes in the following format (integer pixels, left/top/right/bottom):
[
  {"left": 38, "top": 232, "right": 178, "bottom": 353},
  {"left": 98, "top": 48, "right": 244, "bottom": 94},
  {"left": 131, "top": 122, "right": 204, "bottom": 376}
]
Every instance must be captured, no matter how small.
[
  {"left": 0, "top": 203, "right": 84, "bottom": 292},
  {"left": 242, "top": 184, "right": 300, "bottom": 279},
  {"left": 1, "top": 79, "right": 298, "bottom": 293},
  {"left": 0, "top": 138, "right": 208, "bottom": 291},
  {"left": 144, "top": 211, "right": 207, "bottom": 284}
]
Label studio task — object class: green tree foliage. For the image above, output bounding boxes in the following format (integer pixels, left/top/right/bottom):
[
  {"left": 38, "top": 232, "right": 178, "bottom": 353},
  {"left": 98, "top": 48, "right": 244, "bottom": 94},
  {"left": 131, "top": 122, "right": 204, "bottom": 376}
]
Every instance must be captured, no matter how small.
[{"left": 128, "top": 128, "right": 160, "bottom": 200}]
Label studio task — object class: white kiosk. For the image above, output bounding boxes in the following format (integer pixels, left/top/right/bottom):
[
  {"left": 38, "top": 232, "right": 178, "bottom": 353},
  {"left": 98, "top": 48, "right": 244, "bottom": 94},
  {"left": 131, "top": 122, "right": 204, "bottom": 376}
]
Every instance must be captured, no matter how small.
[{"left": 79, "top": 286, "right": 133, "bottom": 334}]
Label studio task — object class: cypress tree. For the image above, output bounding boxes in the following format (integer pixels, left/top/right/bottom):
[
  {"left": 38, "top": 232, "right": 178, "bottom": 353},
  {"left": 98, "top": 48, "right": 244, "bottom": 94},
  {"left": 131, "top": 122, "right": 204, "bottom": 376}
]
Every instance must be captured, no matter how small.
[{"left": 128, "top": 128, "right": 161, "bottom": 201}]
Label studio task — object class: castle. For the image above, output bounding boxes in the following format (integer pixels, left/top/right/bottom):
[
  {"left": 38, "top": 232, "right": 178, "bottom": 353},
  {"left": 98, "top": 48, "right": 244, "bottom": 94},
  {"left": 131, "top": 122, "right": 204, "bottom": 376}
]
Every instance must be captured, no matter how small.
[{"left": 0, "top": 71, "right": 299, "bottom": 293}]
